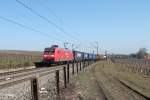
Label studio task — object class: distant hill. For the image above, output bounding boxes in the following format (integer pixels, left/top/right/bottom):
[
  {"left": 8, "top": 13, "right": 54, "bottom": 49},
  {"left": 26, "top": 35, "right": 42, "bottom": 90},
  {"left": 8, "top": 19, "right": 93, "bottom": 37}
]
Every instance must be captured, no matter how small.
[
  {"left": 0, "top": 50, "right": 43, "bottom": 69},
  {"left": 0, "top": 50, "right": 42, "bottom": 56}
]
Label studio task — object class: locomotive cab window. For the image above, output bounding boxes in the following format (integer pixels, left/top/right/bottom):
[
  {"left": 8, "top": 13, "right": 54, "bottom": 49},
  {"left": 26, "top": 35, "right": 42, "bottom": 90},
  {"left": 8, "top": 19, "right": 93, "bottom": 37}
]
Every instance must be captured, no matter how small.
[{"left": 44, "top": 48, "right": 55, "bottom": 54}]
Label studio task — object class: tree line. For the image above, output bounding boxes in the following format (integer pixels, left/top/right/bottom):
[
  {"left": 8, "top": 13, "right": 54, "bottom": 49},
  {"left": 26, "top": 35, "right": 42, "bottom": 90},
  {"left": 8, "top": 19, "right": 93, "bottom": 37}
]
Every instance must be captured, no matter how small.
[{"left": 130, "top": 48, "right": 148, "bottom": 59}]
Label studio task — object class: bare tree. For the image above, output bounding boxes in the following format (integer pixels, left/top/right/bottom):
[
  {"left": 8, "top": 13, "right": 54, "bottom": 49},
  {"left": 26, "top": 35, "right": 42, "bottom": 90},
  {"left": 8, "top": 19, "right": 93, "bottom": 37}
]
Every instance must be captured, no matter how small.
[{"left": 136, "top": 48, "right": 148, "bottom": 59}]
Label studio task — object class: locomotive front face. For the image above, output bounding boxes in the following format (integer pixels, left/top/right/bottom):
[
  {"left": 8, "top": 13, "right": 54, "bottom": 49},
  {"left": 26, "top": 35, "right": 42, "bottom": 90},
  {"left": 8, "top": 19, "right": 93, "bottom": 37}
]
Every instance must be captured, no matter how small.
[{"left": 43, "top": 47, "right": 55, "bottom": 62}]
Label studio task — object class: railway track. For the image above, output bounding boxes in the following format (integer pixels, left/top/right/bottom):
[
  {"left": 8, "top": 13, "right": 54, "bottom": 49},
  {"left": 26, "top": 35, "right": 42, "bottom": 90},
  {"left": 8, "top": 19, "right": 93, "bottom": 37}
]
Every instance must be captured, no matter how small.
[
  {"left": 0, "top": 60, "right": 90, "bottom": 89},
  {"left": 115, "top": 77, "right": 150, "bottom": 100},
  {"left": 0, "top": 63, "right": 69, "bottom": 81},
  {"left": 0, "top": 63, "right": 66, "bottom": 76},
  {"left": 0, "top": 68, "right": 37, "bottom": 81},
  {"left": 105, "top": 74, "right": 149, "bottom": 100},
  {"left": 91, "top": 68, "right": 108, "bottom": 100},
  {"left": 0, "top": 63, "right": 70, "bottom": 88},
  {"left": 0, "top": 68, "right": 34, "bottom": 76},
  {"left": 93, "top": 62, "right": 149, "bottom": 100}
]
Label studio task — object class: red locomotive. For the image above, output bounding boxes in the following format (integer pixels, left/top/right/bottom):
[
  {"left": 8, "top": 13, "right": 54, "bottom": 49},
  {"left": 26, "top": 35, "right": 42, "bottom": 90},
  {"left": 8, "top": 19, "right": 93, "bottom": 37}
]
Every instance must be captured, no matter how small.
[
  {"left": 34, "top": 45, "right": 73, "bottom": 67},
  {"left": 34, "top": 45, "right": 98, "bottom": 67},
  {"left": 43, "top": 45, "right": 73, "bottom": 63}
]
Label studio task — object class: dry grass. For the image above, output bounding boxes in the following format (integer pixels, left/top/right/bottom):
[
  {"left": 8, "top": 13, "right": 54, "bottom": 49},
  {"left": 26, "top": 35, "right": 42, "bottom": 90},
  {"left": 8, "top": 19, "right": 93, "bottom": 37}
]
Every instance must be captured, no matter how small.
[
  {"left": 0, "top": 50, "right": 42, "bottom": 69},
  {"left": 61, "top": 60, "right": 150, "bottom": 100},
  {"left": 61, "top": 63, "right": 106, "bottom": 100},
  {"left": 96, "top": 60, "right": 150, "bottom": 98}
]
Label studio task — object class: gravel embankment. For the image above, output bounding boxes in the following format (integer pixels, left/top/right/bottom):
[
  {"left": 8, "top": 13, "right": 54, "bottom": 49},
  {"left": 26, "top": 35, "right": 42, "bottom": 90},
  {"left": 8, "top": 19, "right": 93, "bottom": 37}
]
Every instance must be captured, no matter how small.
[
  {"left": 0, "top": 81, "right": 31, "bottom": 100},
  {"left": 0, "top": 72, "right": 60, "bottom": 100},
  {"left": 0, "top": 62, "right": 86, "bottom": 100}
]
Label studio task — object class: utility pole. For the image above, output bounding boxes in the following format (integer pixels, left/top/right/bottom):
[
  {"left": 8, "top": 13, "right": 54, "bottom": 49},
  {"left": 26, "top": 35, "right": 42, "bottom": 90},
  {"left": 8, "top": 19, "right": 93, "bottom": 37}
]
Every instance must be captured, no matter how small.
[
  {"left": 105, "top": 50, "right": 108, "bottom": 60},
  {"left": 93, "top": 50, "right": 94, "bottom": 54},
  {"left": 64, "top": 42, "right": 69, "bottom": 49},
  {"left": 72, "top": 44, "right": 74, "bottom": 51},
  {"left": 95, "top": 41, "right": 99, "bottom": 54},
  {"left": 90, "top": 41, "right": 99, "bottom": 54},
  {"left": 73, "top": 44, "right": 81, "bottom": 51}
]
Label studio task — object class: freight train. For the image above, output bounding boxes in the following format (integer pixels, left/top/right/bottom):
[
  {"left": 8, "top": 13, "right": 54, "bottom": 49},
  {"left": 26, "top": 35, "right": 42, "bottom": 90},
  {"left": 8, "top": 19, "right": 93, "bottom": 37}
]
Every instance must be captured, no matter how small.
[{"left": 34, "top": 45, "right": 99, "bottom": 67}]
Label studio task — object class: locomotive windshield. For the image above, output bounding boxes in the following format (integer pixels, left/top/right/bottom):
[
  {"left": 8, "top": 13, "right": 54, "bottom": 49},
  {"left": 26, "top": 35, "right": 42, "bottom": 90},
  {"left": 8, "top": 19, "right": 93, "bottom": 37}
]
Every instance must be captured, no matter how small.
[
  {"left": 44, "top": 47, "right": 55, "bottom": 54},
  {"left": 51, "top": 45, "right": 58, "bottom": 48}
]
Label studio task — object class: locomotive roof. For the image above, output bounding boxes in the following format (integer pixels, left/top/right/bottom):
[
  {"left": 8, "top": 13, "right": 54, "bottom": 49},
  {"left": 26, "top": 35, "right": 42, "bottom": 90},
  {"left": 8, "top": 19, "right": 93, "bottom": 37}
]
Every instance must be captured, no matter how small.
[{"left": 44, "top": 45, "right": 58, "bottom": 50}]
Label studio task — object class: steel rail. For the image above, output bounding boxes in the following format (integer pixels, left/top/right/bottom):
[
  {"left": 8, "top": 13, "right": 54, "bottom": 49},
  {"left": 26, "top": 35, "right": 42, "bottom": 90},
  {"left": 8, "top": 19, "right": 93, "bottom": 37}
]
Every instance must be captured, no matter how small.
[
  {"left": 0, "top": 65, "right": 65, "bottom": 89},
  {"left": 114, "top": 77, "right": 150, "bottom": 100}
]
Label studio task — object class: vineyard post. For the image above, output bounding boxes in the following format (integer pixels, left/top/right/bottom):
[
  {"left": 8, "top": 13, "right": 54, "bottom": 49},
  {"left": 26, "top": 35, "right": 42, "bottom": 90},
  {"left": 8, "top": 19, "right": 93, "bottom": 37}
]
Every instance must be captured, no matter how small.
[
  {"left": 72, "top": 61, "right": 74, "bottom": 75},
  {"left": 63, "top": 67, "right": 67, "bottom": 88},
  {"left": 55, "top": 70, "right": 60, "bottom": 95},
  {"left": 67, "top": 62, "right": 70, "bottom": 83},
  {"left": 31, "top": 77, "right": 39, "bottom": 100},
  {"left": 76, "top": 62, "right": 78, "bottom": 74},
  {"left": 80, "top": 61, "right": 81, "bottom": 71}
]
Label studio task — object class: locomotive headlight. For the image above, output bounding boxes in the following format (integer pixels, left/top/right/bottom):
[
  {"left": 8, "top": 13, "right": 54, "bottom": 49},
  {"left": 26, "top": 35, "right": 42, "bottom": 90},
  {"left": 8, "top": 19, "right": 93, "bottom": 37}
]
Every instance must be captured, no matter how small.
[
  {"left": 44, "top": 55, "right": 47, "bottom": 57},
  {"left": 50, "top": 55, "right": 54, "bottom": 57}
]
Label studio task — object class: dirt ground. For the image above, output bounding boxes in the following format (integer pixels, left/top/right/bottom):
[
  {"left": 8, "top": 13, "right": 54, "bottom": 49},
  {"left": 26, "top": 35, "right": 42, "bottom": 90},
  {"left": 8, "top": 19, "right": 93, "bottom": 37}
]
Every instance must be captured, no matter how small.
[{"left": 60, "top": 60, "right": 150, "bottom": 100}]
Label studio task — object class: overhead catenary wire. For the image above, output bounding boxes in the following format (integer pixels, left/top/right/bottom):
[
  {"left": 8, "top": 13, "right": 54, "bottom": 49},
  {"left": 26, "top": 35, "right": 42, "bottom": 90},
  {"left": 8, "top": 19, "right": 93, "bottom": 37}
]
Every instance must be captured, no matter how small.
[
  {"left": 37, "top": 0, "right": 83, "bottom": 51},
  {"left": 37, "top": 0, "right": 82, "bottom": 42},
  {"left": 0, "top": 16, "right": 64, "bottom": 43},
  {"left": 38, "top": 0, "right": 63, "bottom": 26},
  {"left": 15, "top": 0, "right": 79, "bottom": 42}
]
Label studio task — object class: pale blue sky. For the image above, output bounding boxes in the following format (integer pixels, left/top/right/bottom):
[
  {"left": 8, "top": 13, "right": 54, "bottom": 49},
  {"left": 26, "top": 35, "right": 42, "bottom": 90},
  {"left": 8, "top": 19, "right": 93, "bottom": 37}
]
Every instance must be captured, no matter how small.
[{"left": 0, "top": 0, "right": 150, "bottom": 54}]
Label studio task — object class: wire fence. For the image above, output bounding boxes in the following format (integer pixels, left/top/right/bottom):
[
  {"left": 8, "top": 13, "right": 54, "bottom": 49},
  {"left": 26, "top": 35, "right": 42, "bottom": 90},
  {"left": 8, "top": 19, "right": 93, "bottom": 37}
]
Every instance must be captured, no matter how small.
[{"left": 112, "top": 59, "right": 150, "bottom": 76}]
